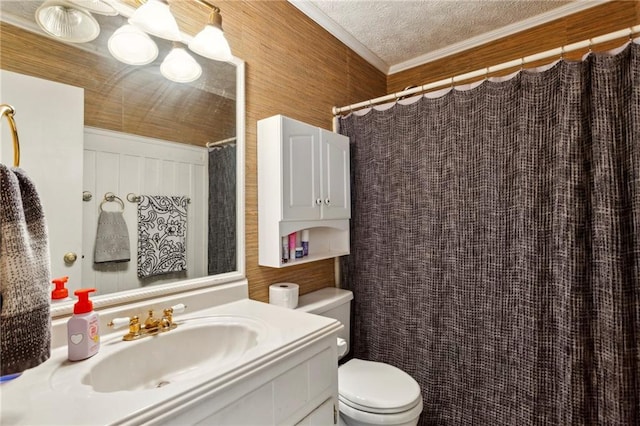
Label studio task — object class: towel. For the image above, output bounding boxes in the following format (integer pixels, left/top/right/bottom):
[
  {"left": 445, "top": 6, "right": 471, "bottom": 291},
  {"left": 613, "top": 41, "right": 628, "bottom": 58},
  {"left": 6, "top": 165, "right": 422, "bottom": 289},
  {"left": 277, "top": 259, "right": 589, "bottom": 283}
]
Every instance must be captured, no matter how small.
[
  {"left": 94, "top": 211, "right": 130, "bottom": 263},
  {"left": 137, "top": 195, "right": 188, "bottom": 278},
  {"left": 0, "top": 164, "right": 51, "bottom": 376}
]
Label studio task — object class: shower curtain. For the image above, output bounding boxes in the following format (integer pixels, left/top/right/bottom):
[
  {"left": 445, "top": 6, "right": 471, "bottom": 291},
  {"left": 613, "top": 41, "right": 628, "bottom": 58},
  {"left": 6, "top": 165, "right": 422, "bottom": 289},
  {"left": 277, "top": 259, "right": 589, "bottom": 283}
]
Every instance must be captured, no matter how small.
[
  {"left": 208, "top": 144, "right": 236, "bottom": 274},
  {"left": 339, "top": 43, "right": 640, "bottom": 425}
]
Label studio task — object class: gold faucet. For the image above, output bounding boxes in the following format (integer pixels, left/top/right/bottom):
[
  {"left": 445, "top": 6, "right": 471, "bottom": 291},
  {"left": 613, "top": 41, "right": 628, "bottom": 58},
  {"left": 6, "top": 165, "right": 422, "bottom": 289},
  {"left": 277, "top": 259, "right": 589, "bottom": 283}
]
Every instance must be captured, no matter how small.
[
  {"left": 108, "top": 304, "right": 187, "bottom": 341},
  {"left": 144, "top": 310, "right": 160, "bottom": 335}
]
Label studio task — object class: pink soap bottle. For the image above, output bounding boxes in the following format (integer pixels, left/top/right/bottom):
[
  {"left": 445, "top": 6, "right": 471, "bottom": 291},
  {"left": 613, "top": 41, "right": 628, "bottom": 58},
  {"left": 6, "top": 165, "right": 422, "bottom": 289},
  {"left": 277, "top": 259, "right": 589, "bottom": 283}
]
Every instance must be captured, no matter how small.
[
  {"left": 288, "top": 232, "right": 297, "bottom": 260},
  {"left": 67, "top": 288, "right": 100, "bottom": 361}
]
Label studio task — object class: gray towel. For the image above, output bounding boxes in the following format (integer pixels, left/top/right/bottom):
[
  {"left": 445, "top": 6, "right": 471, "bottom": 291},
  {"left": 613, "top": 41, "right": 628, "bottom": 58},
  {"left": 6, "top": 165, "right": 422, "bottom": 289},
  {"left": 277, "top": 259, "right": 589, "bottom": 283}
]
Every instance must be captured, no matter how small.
[
  {"left": 94, "top": 211, "right": 130, "bottom": 263},
  {"left": 137, "top": 195, "right": 188, "bottom": 278},
  {"left": 0, "top": 164, "right": 51, "bottom": 376}
]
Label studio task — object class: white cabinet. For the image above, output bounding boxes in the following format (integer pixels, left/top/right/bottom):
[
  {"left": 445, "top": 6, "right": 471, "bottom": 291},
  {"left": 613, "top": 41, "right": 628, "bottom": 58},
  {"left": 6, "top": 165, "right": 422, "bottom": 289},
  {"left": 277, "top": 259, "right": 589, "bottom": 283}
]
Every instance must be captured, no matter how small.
[
  {"left": 279, "top": 117, "right": 350, "bottom": 221},
  {"left": 296, "top": 398, "right": 336, "bottom": 425},
  {"left": 258, "top": 115, "right": 350, "bottom": 268},
  {"left": 158, "top": 336, "right": 340, "bottom": 426}
]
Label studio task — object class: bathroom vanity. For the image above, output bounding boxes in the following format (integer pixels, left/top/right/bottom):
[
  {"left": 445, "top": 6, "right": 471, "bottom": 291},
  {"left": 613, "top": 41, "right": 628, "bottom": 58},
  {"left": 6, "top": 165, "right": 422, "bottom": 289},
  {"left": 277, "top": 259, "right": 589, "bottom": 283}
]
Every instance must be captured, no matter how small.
[{"left": 0, "top": 281, "right": 342, "bottom": 425}]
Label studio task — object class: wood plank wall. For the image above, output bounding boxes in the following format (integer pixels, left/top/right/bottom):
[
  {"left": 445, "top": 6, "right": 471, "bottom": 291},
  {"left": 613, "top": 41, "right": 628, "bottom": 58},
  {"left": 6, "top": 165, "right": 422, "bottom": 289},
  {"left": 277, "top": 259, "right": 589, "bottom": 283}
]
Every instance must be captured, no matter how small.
[
  {"left": 216, "top": 1, "right": 386, "bottom": 302},
  {"left": 388, "top": 1, "right": 640, "bottom": 93},
  {"left": 0, "top": 1, "right": 387, "bottom": 303}
]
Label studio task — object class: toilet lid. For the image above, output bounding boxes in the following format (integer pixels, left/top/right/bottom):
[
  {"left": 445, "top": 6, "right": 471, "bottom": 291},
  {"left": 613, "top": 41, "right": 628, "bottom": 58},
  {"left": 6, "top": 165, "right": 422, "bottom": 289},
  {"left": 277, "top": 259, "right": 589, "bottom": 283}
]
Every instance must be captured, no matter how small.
[{"left": 338, "top": 359, "right": 421, "bottom": 414}]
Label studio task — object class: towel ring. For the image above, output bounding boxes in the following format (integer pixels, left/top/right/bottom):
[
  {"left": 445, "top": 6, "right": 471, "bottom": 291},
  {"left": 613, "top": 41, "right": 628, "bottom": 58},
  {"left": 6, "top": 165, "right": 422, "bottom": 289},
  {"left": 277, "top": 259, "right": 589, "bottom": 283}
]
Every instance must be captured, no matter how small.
[
  {"left": 100, "top": 192, "right": 125, "bottom": 212},
  {"left": 0, "top": 104, "right": 20, "bottom": 167}
]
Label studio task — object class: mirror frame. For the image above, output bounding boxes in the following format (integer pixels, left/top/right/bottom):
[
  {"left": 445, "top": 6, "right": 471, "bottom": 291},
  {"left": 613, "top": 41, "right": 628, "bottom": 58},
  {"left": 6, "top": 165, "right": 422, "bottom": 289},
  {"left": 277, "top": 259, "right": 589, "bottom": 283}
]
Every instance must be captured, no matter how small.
[{"left": 49, "top": 58, "right": 246, "bottom": 318}]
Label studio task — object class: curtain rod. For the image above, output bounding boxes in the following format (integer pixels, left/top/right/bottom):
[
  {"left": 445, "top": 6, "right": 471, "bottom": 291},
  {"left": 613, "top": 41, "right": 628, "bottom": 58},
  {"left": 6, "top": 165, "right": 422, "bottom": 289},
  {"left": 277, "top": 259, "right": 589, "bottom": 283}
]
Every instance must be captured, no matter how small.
[
  {"left": 206, "top": 136, "right": 236, "bottom": 148},
  {"left": 333, "top": 24, "right": 640, "bottom": 116}
]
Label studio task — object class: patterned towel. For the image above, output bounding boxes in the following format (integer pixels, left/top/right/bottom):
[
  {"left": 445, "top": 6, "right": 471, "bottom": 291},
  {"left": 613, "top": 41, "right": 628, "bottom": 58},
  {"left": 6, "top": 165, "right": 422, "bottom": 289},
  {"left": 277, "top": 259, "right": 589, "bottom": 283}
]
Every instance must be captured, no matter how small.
[
  {"left": 0, "top": 164, "right": 51, "bottom": 376},
  {"left": 137, "top": 195, "right": 188, "bottom": 278}
]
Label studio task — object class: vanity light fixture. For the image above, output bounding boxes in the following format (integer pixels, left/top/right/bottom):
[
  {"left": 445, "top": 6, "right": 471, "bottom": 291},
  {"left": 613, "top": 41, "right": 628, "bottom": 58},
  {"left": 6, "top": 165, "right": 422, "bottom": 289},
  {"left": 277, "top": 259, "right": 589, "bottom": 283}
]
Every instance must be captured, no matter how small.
[
  {"left": 188, "top": 1, "right": 232, "bottom": 62},
  {"left": 35, "top": 0, "right": 100, "bottom": 43},
  {"left": 128, "top": 0, "right": 181, "bottom": 41},
  {"left": 108, "top": 24, "right": 158, "bottom": 66},
  {"left": 33, "top": 0, "right": 234, "bottom": 83},
  {"left": 160, "top": 43, "right": 203, "bottom": 83}
]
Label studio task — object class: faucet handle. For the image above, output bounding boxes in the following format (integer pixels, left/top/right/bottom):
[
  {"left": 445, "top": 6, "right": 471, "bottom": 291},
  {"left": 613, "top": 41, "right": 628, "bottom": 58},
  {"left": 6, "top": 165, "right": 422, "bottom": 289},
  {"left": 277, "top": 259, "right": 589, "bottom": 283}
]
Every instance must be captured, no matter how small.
[
  {"left": 160, "top": 303, "right": 187, "bottom": 331},
  {"left": 108, "top": 317, "right": 133, "bottom": 329},
  {"left": 108, "top": 316, "right": 142, "bottom": 341},
  {"left": 170, "top": 303, "right": 187, "bottom": 314}
]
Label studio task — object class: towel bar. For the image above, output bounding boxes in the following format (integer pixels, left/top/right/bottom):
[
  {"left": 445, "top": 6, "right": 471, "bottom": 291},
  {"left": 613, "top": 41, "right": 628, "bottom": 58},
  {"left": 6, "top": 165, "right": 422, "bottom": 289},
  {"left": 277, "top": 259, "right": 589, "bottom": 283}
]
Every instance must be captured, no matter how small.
[
  {"left": 127, "top": 192, "right": 191, "bottom": 204},
  {"left": 0, "top": 104, "right": 20, "bottom": 167}
]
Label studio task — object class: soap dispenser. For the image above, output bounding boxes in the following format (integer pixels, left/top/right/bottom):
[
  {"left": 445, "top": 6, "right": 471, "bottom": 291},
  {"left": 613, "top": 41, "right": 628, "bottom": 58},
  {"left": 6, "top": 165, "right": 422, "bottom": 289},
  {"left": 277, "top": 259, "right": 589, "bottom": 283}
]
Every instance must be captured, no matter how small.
[
  {"left": 67, "top": 288, "right": 100, "bottom": 361},
  {"left": 51, "top": 276, "right": 71, "bottom": 303}
]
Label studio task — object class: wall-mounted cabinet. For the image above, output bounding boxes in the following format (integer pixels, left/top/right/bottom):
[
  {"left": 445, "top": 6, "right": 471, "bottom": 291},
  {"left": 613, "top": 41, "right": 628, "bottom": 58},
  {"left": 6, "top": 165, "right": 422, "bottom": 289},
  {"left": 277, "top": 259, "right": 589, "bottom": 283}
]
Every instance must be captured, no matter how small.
[{"left": 258, "top": 115, "right": 350, "bottom": 268}]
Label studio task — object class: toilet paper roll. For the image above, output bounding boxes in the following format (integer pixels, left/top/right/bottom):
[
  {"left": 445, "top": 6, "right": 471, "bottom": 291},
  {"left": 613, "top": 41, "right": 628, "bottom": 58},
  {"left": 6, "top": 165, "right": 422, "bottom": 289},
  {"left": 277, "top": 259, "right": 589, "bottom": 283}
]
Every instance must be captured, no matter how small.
[
  {"left": 269, "top": 283, "right": 299, "bottom": 309},
  {"left": 337, "top": 337, "right": 348, "bottom": 358}
]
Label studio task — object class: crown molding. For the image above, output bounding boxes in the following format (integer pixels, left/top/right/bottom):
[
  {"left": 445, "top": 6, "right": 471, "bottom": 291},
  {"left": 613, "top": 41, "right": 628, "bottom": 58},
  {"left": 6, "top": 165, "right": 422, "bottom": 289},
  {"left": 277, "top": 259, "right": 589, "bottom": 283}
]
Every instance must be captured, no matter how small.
[
  {"left": 389, "top": 0, "right": 609, "bottom": 74},
  {"left": 288, "top": 0, "right": 390, "bottom": 74},
  {"left": 289, "top": 0, "right": 609, "bottom": 76}
]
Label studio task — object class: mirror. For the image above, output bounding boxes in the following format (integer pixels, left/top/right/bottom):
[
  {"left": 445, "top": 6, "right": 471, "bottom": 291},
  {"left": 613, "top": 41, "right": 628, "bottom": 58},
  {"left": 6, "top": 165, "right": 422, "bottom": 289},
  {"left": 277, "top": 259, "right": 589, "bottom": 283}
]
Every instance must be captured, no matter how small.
[{"left": 0, "top": 0, "right": 245, "bottom": 317}]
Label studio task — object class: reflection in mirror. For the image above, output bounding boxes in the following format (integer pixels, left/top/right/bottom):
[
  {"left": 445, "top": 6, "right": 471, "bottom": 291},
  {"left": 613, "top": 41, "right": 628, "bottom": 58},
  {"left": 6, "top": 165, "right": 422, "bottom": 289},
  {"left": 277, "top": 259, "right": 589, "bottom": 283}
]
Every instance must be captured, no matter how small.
[{"left": 0, "top": 0, "right": 245, "bottom": 315}]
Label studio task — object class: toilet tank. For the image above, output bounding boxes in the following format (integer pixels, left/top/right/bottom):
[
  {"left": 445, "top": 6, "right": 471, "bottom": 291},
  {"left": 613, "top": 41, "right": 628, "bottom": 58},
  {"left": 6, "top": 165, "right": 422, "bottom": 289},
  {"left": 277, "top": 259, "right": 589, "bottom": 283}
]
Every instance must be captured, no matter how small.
[{"left": 297, "top": 288, "right": 353, "bottom": 355}]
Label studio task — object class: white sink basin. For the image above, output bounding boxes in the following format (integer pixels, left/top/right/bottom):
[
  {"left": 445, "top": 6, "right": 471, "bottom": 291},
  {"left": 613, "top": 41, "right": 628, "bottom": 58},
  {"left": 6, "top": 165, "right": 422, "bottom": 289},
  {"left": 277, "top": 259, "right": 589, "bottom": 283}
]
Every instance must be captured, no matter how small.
[{"left": 56, "top": 316, "right": 266, "bottom": 393}]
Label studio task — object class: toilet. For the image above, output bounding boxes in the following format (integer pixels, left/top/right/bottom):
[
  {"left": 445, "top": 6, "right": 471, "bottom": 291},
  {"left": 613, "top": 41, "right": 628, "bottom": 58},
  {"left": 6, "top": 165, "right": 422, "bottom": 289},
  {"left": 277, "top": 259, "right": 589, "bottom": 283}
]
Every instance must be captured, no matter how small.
[{"left": 297, "top": 288, "right": 423, "bottom": 426}]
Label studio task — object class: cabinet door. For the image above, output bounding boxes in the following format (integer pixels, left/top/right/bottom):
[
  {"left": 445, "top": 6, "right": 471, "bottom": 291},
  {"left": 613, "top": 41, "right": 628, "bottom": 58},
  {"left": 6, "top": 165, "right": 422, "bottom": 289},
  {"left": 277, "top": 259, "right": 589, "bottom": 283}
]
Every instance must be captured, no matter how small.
[
  {"left": 320, "top": 130, "right": 350, "bottom": 219},
  {"left": 282, "top": 118, "right": 321, "bottom": 221},
  {"left": 295, "top": 398, "right": 337, "bottom": 425}
]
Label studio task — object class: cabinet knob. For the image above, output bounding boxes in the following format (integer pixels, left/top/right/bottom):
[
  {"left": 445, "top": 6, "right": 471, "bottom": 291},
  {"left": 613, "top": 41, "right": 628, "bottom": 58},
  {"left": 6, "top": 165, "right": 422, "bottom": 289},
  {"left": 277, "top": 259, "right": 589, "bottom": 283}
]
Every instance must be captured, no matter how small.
[
  {"left": 325, "top": 198, "right": 331, "bottom": 206},
  {"left": 316, "top": 198, "right": 322, "bottom": 205}
]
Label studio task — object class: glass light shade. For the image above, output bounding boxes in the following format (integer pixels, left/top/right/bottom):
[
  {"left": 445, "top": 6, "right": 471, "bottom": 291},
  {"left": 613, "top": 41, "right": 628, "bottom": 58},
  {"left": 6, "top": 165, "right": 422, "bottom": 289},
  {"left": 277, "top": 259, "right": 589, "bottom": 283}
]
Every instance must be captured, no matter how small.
[
  {"left": 108, "top": 24, "right": 158, "bottom": 66},
  {"left": 128, "top": 0, "right": 181, "bottom": 41},
  {"left": 160, "top": 47, "right": 202, "bottom": 83},
  {"left": 35, "top": 0, "right": 100, "bottom": 43},
  {"left": 188, "top": 25, "right": 232, "bottom": 62}
]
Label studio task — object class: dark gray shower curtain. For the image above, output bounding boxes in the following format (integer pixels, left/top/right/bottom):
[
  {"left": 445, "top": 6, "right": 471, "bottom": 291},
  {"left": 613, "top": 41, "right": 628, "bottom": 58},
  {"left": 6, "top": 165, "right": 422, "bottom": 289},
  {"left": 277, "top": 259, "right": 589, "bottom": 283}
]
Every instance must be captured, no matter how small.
[
  {"left": 339, "top": 44, "right": 640, "bottom": 425},
  {"left": 208, "top": 144, "right": 236, "bottom": 274}
]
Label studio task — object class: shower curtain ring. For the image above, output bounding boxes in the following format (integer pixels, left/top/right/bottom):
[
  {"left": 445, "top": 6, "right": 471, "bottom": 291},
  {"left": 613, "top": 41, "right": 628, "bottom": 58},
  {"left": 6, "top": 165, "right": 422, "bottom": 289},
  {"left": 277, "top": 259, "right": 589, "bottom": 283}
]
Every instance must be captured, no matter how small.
[{"left": 560, "top": 46, "right": 565, "bottom": 59}]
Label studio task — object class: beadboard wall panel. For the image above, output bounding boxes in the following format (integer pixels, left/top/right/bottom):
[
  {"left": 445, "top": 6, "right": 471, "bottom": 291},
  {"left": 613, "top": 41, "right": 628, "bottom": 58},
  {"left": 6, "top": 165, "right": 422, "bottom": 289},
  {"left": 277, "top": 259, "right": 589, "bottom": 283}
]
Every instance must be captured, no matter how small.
[
  {"left": 83, "top": 128, "right": 208, "bottom": 294},
  {"left": 387, "top": 1, "right": 640, "bottom": 93}
]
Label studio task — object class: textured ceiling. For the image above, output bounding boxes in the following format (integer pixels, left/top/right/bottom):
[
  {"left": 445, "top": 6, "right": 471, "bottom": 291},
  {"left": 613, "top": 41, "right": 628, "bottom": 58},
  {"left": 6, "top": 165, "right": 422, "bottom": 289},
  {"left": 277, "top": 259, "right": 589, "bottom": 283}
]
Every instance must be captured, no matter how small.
[{"left": 291, "top": 0, "right": 605, "bottom": 74}]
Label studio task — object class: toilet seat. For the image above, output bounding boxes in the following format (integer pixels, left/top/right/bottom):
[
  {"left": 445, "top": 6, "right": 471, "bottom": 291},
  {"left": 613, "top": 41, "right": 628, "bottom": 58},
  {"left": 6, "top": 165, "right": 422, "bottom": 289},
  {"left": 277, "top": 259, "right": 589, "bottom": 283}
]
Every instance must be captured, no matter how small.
[
  {"left": 338, "top": 358, "right": 422, "bottom": 414},
  {"left": 339, "top": 397, "right": 424, "bottom": 425}
]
